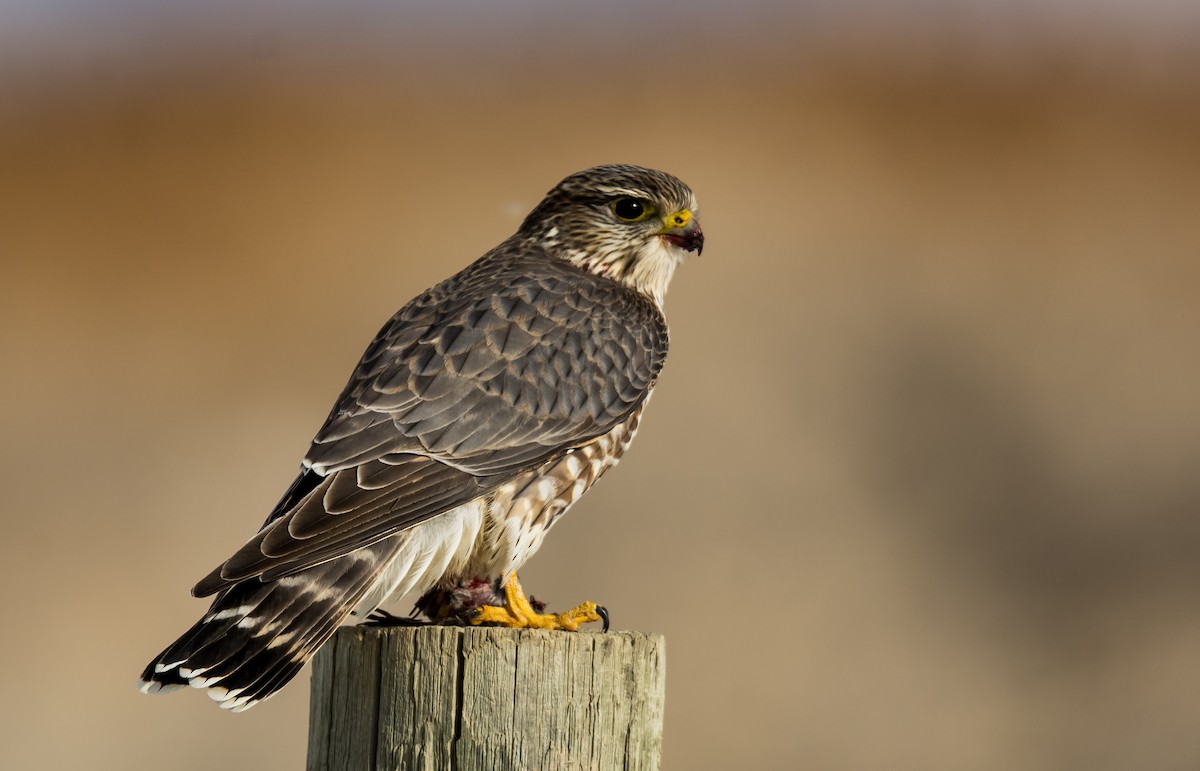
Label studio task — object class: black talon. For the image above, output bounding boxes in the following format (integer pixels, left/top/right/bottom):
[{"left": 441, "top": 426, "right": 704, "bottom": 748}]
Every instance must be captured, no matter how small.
[
  {"left": 596, "top": 605, "right": 610, "bottom": 633},
  {"left": 364, "top": 609, "right": 429, "bottom": 627}
]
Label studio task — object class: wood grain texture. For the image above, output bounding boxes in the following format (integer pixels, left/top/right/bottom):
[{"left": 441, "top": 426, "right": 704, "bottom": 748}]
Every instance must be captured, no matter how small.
[{"left": 307, "top": 626, "right": 665, "bottom": 771}]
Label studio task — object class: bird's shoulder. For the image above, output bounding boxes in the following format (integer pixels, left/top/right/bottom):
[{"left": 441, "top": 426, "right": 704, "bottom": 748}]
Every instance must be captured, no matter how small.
[{"left": 305, "top": 242, "right": 668, "bottom": 475}]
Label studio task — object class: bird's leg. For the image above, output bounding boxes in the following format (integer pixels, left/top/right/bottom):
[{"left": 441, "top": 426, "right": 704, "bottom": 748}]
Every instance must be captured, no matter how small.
[{"left": 473, "top": 573, "right": 609, "bottom": 632}]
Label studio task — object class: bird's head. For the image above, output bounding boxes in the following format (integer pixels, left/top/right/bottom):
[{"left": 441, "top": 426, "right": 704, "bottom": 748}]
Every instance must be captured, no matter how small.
[{"left": 517, "top": 164, "right": 702, "bottom": 305}]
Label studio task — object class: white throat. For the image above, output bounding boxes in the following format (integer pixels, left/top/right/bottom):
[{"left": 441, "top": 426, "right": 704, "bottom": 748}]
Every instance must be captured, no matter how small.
[
  {"left": 548, "top": 235, "right": 684, "bottom": 308},
  {"left": 627, "top": 237, "right": 683, "bottom": 307}
]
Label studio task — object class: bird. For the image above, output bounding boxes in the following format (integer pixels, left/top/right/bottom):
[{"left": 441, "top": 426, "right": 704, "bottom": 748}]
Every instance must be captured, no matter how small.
[{"left": 138, "top": 163, "right": 702, "bottom": 711}]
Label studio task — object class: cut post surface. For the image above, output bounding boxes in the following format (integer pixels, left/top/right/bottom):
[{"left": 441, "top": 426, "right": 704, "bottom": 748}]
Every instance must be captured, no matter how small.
[{"left": 307, "top": 626, "right": 666, "bottom": 771}]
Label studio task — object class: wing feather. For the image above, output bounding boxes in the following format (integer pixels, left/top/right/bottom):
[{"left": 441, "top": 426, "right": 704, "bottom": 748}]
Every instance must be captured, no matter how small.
[{"left": 194, "top": 245, "right": 667, "bottom": 597}]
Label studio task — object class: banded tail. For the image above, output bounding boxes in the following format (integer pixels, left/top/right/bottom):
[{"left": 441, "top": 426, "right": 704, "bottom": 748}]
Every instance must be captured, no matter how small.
[{"left": 138, "top": 539, "right": 399, "bottom": 711}]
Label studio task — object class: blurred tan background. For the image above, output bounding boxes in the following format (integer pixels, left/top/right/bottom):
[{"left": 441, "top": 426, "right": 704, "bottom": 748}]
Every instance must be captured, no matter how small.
[{"left": 3, "top": 1, "right": 1199, "bottom": 769}]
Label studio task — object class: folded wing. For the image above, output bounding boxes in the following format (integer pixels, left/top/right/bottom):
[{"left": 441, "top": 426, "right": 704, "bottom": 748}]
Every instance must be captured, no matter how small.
[{"left": 195, "top": 248, "right": 668, "bottom": 596}]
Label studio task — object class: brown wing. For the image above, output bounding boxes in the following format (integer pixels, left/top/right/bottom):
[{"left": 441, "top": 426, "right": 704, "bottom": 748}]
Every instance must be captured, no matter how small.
[{"left": 194, "top": 244, "right": 667, "bottom": 596}]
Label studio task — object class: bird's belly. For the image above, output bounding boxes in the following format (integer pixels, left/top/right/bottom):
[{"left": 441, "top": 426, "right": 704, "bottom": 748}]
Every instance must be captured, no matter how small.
[{"left": 458, "top": 406, "right": 648, "bottom": 585}]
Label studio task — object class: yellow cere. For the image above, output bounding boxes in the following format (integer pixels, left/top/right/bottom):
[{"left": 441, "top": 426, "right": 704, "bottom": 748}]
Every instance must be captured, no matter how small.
[{"left": 666, "top": 209, "right": 692, "bottom": 228}]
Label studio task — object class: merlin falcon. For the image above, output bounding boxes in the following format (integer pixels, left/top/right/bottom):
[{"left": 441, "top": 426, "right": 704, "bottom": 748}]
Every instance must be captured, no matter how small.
[{"left": 138, "top": 164, "right": 702, "bottom": 711}]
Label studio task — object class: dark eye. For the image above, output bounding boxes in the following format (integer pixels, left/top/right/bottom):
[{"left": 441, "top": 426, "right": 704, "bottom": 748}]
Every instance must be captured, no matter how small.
[{"left": 611, "top": 197, "right": 655, "bottom": 222}]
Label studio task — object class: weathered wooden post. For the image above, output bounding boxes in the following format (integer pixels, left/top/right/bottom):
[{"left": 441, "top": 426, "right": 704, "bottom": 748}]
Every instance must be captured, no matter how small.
[{"left": 307, "top": 626, "right": 666, "bottom": 771}]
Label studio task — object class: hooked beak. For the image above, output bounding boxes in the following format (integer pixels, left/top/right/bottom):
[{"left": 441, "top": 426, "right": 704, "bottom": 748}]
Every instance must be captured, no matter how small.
[{"left": 659, "top": 209, "right": 704, "bottom": 255}]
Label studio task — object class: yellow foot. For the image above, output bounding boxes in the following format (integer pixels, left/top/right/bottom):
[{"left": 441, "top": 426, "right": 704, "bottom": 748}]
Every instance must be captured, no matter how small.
[{"left": 473, "top": 573, "right": 609, "bottom": 632}]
